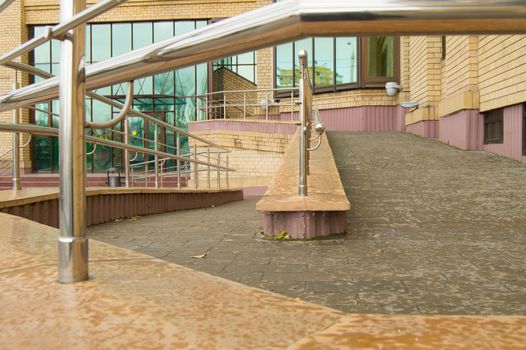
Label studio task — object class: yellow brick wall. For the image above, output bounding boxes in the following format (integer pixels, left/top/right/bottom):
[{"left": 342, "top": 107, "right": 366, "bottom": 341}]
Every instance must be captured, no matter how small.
[
  {"left": 0, "top": 0, "right": 31, "bottom": 169},
  {"left": 213, "top": 68, "right": 257, "bottom": 118},
  {"left": 478, "top": 35, "right": 526, "bottom": 112},
  {"left": 438, "top": 35, "right": 479, "bottom": 117},
  {"left": 24, "top": 0, "right": 259, "bottom": 24},
  {"left": 188, "top": 127, "right": 291, "bottom": 189}
]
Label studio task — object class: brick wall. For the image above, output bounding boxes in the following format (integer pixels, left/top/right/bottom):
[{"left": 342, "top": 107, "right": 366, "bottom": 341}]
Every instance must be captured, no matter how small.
[
  {"left": 405, "top": 36, "right": 442, "bottom": 126},
  {"left": 478, "top": 35, "right": 526, "bottom": 112},
  {"left": 0, "top": 0, "right": 31, "bottom": 169},
  {"left": 212, "top": 67, "right": 257, "bottom": 119}
]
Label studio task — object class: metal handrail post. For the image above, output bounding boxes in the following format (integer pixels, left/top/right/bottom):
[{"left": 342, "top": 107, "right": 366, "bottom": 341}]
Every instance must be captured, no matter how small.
[
  {"left": 226, "top": 154, "right": 229, "bottom": 188},
  {"left": 207, "top": 147, "right": 211, "bottom": 189},
  {"left": 290, "top": 90, "right": 294, "bottom": 122},
  {"left": 58, "top": 0, "right": 88, "bottom": 283},
  {"left": 124, "top": 116, "right": 130, "bottom": 187},
  {"left": 243, "top": 92, "right": 246, "bottom": 119},
  {"left": 298, "top": 50, "right": 308, "bottom": 197},
  {"left": 217, "top": 151, "right": 221, "bottom": 188},
  {"left": 265, "top": 93, "right": 269, "bottom": 120},
  {"left": 154, "top": 125, "right": 159, "bottom": 188},
  {"left": 176, "top": 132, "right": 181, "bottom": 189},
  {"left": 223, "top": 95, "right": 227, "bottom": 119},
  {"left": 11, "top": 82, "right": 20, "bottom": 191},
  {"left": 194, "top": 143, "right": 198, "bottom": 189}
]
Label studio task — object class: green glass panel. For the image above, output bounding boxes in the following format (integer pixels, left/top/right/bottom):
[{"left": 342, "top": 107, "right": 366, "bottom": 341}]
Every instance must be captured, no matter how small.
[
  {"left": 33, "top": 136, "right": 52, "bottom": 172},
  {"left": 112, "top": 23, "right": 132, "bottom": 56},
  {"left": 86, "top": 25, "right": 91, "bottom": 64},
  {"left": 35, "top": 103, "right": 49, "bottom": 126},
  {"left": 335, "top": 37, "right": 357, "bottom": 84},
  {"left": 134, "top": 77, "right": 153, "bottom": 95},
  {"left": 238, "top": 65, "right": 254, "bottom": 82},
  {"left": 174, "top": 21, "right": 195, "bottom": 35},
  {"left": 276, "top": 43, "right": 293, "bottom": 88},
  {"left": 52, "top": 137, "right": 59, "bottom": 172},
  {"left": 154, "top": 71, "right": 174, "bottom": 96},
  {"left": 51, "top": 100, "right": 60, "bottom": 128},
  {"left": 367, "top": 36, "right": 395, "bottom": 78},
  {"left": 196, "top": 20, "right": 207, "bottom": 29},
  {"left": 51, "top": 39, "right": 61, "bottom": 63},
  {"left": 154, "top": 98, "right": 174, "bottom": 112},
  {"left": 92, "top": 99, "right": 111, "bottom": 123},
  {"left": 91, "top": 24, "right": 111, "bottom": 63},
  {"left": 33, "top": 27, "right": 50, "bottom": 64},
  {"left": 154, "top": 21, "right": 173, "bottom": 42},
  {"left": 128, "top": 116, "right": 145, "bottom": 164},
  {"left": 314, "top": 37, "right": 334, "bottom": 87},
  {"left": 133, "top": 22, "right": 152, "bottom": 49}
]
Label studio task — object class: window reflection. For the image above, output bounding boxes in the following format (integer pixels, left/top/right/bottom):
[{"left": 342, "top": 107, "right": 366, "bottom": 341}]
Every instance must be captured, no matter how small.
[{"left": 30, "top": 20, "right": 208, "bottom": 173}]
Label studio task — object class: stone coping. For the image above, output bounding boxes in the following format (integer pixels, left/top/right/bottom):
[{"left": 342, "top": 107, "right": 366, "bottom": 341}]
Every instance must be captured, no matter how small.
[
  {"left": 0, "top": 187, "right": 242, "bottom": 210},
  {"left": 1, "top": 213, "right": 526, "bottom": 349},
  {"left": 189, "top": 118, "right": 297, "bottom": 125},
  {"left": 256, "top": 130, "right": 350, "bottom": 212}
]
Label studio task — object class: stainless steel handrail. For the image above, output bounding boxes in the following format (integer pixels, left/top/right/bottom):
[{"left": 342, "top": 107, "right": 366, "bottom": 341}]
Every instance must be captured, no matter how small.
[
  {"left": 0, "top": 122, "right": 235, "bottom": 172},
  {"left": 298, "top": 50, "right": 312, "bottom": 196},
  {"left": 2, "top": 0, "right": 526, "bottom": 112}
]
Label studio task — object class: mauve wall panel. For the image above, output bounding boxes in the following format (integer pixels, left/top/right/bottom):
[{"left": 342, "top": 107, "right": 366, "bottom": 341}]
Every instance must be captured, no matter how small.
[
  {"left": 483, "top": 104, "right": 526, "bottom": 163},
  {"left": 407, "top": 120, "right": 439, "bottom": 138},
  {"left": 439, "top": 110, "right": 483, "bottom": 150},
  {"left": 319, "top": 106, "right": 403, "bottom": 132}
]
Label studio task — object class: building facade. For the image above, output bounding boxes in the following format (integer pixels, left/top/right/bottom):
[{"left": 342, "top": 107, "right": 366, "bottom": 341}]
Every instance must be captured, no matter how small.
[{"left": 0, "top": 0, "right": 525, "bottom": 177}]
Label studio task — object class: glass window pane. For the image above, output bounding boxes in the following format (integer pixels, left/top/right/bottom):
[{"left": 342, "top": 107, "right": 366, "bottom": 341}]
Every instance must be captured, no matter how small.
[
  {"left": 86, "top": 25, "right": 91, "bottom": 64},
  {"left": 134, "top": 77, "right": 153, "bottom": 95},
  {"left": 154, "top": 71, "right": 174, "bottom": 96},
  {"left": 175, "top": 21, "right": 195, "bottom": 35},
  {"left": 112, "top": 23, "right": 131, "bottom": 56},
  {"left": 335, "top": 37, "right": 357, "bottom": 84},
  {"left": 314, "top": 37, "right": 334, "bottom": 87},
  {"left": 133, "top": 23, "right": 153, "bottom": 49},
  {"left": 196, "top": 20, "right": 207, "bottom": 29},
  {"left": 367, "top": 36, "right": 395, "bottom": 78},
  {"left": 33, "top": 27, "right": 50, "bottom": 64},
  {"left": 91, "top": 24, "right": 111, "bottom": 62},
  {"left": 238, "top": 65, "right": 254, "bottom": 82},
  {"left": 51, "top": 39, "right": 61, "bottom": 63},
  {"left": 154, "top": 21, "right": 173, "bottom": 43},
  {"left": 238, "top": 52, "right": 253, "bottom": 65},
  {"left": 33, "top": 136, "right": 52, "bottom": 171},
  {"left": 276, "top": 43, "right": 293, "bottom": 88}
]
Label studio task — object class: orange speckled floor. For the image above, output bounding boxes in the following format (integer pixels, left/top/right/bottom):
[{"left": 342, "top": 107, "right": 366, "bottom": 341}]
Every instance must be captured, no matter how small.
[{"left": 1, "top": 212, "right": 525, "bottom": 349}]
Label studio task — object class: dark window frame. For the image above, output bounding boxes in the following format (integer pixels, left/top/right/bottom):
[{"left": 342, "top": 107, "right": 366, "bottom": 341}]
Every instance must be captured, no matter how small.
[
  {"left": 360, "top": 36, "right": 400, "bottom": 88},
  {"left": 484, "top": 108, "right": 504, "bottom": 145}
]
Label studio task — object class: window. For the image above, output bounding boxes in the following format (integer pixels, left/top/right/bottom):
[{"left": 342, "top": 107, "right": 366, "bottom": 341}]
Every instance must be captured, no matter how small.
[
  {"left": 212, "top": 52, "right": 257, "bottom": 83},
  {"left": 274, "top": 36, "right": 398, "bottom": 94},
  {"left": 484, "top": 108, "right": 504, "bottom": 144},
  {"left": 29, "top": 20, "right": 208, "bottom": 173}
]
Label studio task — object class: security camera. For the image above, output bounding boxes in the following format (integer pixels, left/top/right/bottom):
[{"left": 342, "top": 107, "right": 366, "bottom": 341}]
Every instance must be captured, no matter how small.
[{"left": 385, "top": 82, "right": 401, "bottom": 97}]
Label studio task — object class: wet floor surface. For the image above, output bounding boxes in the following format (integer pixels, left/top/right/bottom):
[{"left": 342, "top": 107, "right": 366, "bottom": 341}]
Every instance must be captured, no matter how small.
[{"left": 89, "top": 132, "right": 526, "bottom": 315}]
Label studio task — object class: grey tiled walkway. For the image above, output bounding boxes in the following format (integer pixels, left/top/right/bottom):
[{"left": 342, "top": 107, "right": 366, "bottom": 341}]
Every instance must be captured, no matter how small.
[{"left": 89, "top": 132, "right": 526, "bottom": 315}]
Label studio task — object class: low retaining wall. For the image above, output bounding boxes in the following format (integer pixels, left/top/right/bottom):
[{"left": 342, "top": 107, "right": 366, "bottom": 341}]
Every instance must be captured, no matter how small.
[
  {"left": 0, "top": 188, "right": 243, "bottom": 228},
  {"left": 256, "top": 130, "right": 350, "bottom": 239}
]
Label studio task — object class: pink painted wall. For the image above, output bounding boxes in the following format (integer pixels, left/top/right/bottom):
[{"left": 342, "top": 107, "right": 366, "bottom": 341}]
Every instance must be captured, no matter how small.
[
  {"left": 483, "top": 104, "right": 526, "bottom": 163},
  {"left": 439, "top": 110, "right": 483, "bottom": 150},
  {"left": 319, "top": 106, "right": 405, "bottom": 132},
  {"left": 406, "top": 120, "right": 439, "bottom": 138}
]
